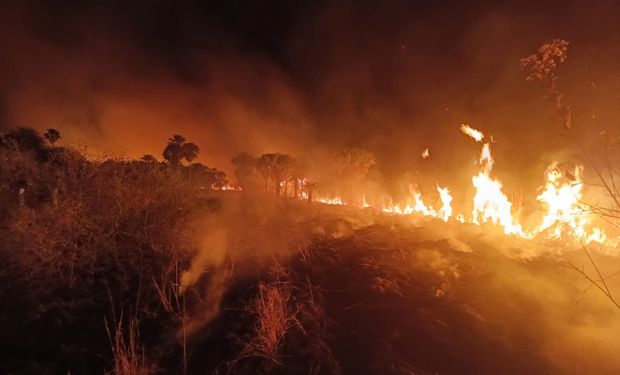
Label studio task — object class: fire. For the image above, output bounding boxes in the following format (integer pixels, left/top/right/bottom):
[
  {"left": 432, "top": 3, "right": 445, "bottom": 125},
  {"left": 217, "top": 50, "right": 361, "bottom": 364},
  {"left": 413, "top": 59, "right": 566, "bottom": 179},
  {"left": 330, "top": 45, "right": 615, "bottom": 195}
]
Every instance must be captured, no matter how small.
[
  {"left": 421, "top": 148, "right": 430, "bottom": 159},
  {"left": 318, "top": 197, "right": 344, "bottom": 205},
  {"left": 460, "top": 124, "right": 484, "bottom": 142},
  {"left": 212, "top": 184, "right": 243, "bottom": 191},
  {"left": 535, "top": 163, "right": 606, "bottom": 243},
  {"left": 437, "top": 186, "right": 453, "bottom": 222},
  {"left": 471, "top": 142, "right": 525, "bottom": 235},
  {"left": 248, "top": 123, "right": 613, "bottom": 249}
]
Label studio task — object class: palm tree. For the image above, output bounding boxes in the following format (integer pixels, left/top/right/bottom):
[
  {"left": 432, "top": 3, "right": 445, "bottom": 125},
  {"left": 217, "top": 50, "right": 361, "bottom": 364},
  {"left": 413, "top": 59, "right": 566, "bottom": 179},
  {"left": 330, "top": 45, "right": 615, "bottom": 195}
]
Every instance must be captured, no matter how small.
[
  {"left": 182, "top": 142, "right": 200, "bottom": 181},
  {"left": 162, "top": 135, "right": 186, "bottom": 168},
  {"left": 43, "top": 128, "right": 61, "bottom": 146}
]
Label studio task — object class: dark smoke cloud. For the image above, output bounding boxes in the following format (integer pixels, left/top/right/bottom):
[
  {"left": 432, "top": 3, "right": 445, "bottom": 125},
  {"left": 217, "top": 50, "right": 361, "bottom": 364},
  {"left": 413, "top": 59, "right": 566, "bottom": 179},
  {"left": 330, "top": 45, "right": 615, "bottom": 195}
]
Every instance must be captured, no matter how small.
[{"left": 0, "top": 0, "right": 618, "bottom": 188}]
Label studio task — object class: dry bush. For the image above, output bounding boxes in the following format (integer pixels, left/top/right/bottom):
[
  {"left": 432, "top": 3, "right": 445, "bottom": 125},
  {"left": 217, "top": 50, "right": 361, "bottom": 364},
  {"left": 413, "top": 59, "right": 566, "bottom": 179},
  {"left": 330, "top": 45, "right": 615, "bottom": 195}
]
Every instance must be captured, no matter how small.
[
  {"left": 241, "top": 281, "right": 303, "bottom": 363},
  {"left": 106, "top": 318, "right": 152, "bottom": 375},
  {"left": 0, "top": 141, "right": 217, "bottom": 373}
]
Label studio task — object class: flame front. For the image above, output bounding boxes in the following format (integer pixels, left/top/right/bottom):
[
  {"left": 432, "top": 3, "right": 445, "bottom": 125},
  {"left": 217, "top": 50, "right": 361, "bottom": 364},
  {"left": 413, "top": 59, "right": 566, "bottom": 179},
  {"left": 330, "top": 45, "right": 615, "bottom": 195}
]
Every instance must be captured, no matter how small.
[
  {"left": 297, "top": 124, "right": 613, "bottom": 249},
  {"left": 535, "top": 164, "right": 606, "bottom": 243}
]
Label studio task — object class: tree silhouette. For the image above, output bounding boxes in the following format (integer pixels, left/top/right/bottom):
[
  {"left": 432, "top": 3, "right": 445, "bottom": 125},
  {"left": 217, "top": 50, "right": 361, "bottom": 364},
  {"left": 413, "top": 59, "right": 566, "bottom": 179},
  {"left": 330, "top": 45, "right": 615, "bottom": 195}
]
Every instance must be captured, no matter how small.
[
  {"left": 257, "top": 153, "right": 292, "bottom": 196},
  {"left": 162, "top": 135, "right": 186, "bottom": 167},
  {"left": 231, "top": 152, "right": 257, "bottom": 192},
  {"left": 290, "top": 158, "right": 307, "bottom": 199},
  {"left": 141, "top": 154, "right": 158, "bottom": 163},
  {"left": 335, "top": 148, "right": 376, "bottom": 204},
  {"left": 43, "top": 129, "right": 61, "bottom": 146},
  {"left": 162, "top": 135, "right": 200, "bottom": 176},
  {"left": 189, "top": 163, "right": 227, "bottom": 190},
  {"left": 181, "top": 142, "right": 199, "bottom": 165},
  {"left": 3, "top": 127, "right": 47, "bottom": 157},
  {"left": 257, "top": 154, "right": 275, "bottom": 194}
]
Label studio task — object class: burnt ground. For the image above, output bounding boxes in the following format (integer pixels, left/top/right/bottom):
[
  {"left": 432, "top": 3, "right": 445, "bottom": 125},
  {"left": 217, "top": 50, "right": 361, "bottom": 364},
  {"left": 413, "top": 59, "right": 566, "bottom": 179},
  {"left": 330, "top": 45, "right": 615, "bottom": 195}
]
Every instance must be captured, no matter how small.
[
  {"left": 176, "top": 200, "right": 620, "bottom": 375},
  {"left": 3, "top": 197, "right": 620, "bottom": 374}
]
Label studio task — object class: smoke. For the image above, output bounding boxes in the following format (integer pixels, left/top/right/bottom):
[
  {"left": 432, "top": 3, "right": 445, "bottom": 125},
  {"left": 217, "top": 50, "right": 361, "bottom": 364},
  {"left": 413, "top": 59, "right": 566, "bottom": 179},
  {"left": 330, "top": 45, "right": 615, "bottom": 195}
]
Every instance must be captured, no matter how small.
[{"left": 0, "top": 0, "right": 618, "bottom": 198}]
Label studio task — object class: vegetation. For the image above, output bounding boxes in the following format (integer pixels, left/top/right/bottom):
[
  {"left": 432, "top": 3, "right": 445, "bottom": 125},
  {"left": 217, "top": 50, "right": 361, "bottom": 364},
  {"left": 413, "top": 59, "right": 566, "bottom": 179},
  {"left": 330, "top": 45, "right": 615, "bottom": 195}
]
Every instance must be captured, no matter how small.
[{"left": 0, "top": 126, "right": 380, "bottom": 374}]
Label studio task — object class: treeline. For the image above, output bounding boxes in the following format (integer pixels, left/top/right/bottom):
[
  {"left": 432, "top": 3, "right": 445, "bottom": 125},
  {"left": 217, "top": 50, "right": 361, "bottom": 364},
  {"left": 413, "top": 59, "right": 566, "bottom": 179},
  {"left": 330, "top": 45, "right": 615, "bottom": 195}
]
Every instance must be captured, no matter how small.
[{"left": 231, "top": 148, "right": 377, "bottom": 205}]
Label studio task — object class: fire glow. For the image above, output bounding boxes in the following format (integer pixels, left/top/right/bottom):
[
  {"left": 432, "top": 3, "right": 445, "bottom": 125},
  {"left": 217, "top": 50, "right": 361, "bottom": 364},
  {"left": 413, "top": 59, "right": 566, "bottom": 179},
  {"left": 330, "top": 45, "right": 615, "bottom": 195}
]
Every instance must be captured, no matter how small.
[{"left": 316, "top": 125, "right": 612, "bottom": 247}]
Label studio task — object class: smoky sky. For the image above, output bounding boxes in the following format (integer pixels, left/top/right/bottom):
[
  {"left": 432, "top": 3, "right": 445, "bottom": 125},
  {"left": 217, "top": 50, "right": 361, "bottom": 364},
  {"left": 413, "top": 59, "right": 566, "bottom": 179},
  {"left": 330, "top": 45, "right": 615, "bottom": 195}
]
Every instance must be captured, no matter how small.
[{"left": 0, "top": 0, "right": 619, "bottom": 188}]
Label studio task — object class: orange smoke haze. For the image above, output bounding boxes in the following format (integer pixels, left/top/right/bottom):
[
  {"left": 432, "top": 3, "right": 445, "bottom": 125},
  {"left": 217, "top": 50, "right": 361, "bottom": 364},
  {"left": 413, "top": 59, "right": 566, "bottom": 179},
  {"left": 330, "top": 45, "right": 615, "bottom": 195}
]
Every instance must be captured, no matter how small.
[{"left": 0, "top": 0, "right": 618, "bottom": 182}]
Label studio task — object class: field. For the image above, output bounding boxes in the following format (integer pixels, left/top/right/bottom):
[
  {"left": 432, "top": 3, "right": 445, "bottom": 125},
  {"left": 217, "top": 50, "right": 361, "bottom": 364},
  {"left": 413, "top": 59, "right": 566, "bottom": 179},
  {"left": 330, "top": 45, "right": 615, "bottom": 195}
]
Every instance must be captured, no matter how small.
[{"left": 3, "top": 176, "right": 619, "bottom": 374}]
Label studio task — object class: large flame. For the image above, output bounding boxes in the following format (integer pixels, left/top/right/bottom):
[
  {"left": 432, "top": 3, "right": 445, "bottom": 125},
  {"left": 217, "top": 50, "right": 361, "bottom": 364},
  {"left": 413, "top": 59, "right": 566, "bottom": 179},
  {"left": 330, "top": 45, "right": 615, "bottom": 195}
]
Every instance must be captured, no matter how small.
[
  {"left": 471, "top": 142, "right": 525, "bottom": 235},
  {"left": 535, "top": 163, "right": 606, "bottom": 243},
  {"left": 253, "top": 124, "right": 613, "bottom": 249}
]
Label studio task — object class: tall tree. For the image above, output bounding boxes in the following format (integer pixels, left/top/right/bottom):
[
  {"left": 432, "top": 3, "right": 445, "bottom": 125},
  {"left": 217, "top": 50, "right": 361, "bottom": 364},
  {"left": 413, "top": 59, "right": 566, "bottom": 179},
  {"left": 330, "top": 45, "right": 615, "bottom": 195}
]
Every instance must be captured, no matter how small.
[
  {"left": 257, "top": 153, "right": 292, "bottom": 196},
  {"left": 162, "top": 135, "right": 186, "bottom": 167},
  {"left": 290, "top": 158, "right": 307, "bottom": 199},
  {"left": 182, "top": 142, "right": 200, "bottom": 181},
  {"left": 334, "top": 148, "right": 376, "bottom": 204},
  {"left": 257, "top": 153, "right": 277, "bottom": 194},
  {"left": 231, "top": 152, "right": 257, "bottom": 192},
  {"left": 189, "top": 163, "right": 227, "bottom": 190}
]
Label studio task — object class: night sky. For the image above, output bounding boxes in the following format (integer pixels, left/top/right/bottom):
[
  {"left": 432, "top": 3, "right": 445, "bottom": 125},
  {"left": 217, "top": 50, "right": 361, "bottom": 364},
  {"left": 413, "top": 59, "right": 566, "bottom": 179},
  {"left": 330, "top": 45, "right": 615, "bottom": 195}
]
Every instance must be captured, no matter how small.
[{"left": 0, "top": 0, "right": 618, "bottom": 189}]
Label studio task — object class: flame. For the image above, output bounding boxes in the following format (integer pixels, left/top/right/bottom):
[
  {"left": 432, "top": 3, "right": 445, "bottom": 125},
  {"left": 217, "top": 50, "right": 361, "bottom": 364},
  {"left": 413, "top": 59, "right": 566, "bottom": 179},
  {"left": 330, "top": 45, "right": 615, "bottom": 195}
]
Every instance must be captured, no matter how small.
[
  {"left": 421, "top": 148, "right": 430, "bottom": 159},
  {"left": 534, "top": 164, "right": 605, "bottom": 243},
  {"left": 317, "top": 197, "right": 344, "bottom": 205},
  {"left": 460, "top": 124, "right": 484, "bottom": 142},
  {"left": 212, "top": 184, "right": 243, "bottom": 191},
  {"left": 437, "top": 186, "right": 453, "bottom": 222},
  {"left": 241, "top": 124, "right": 614, "bottom": 250},
  {"left": 471, "top": 143, "right": 525, "bottom": 235}
]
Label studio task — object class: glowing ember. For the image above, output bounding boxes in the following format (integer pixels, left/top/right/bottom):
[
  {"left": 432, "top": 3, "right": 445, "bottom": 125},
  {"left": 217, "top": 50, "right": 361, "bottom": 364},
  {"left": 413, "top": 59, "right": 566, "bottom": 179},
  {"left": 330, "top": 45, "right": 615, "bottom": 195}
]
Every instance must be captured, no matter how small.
[{"left": 318, "top": 197, "right": 344, "bottom": 205}]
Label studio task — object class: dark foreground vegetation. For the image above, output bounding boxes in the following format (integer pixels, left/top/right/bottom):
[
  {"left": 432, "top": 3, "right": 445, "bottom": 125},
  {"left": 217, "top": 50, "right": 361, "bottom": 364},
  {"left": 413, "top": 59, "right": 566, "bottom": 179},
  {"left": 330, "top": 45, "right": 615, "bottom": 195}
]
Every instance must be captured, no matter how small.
[{"left": 2, "top": 128, "right": 620, "bottom": 375}]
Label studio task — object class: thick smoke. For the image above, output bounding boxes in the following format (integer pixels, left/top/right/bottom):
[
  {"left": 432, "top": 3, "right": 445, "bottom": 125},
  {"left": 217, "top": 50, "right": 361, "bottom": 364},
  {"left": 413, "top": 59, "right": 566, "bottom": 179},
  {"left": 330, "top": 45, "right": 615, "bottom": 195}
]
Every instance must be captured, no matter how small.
[{"left": 0, "top": 0, "right": 618, "bottom": 192}]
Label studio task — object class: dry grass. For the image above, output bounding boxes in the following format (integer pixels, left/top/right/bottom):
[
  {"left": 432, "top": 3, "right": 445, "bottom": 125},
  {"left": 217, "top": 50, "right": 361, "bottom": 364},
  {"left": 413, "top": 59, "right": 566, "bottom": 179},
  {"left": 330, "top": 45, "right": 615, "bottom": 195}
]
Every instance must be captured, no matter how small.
[
  {"left": 241, "top": 280, "right": 303, "bottom": 364},
  {"left": 105, "top": 318, "right": 151, "bottom": 375}
]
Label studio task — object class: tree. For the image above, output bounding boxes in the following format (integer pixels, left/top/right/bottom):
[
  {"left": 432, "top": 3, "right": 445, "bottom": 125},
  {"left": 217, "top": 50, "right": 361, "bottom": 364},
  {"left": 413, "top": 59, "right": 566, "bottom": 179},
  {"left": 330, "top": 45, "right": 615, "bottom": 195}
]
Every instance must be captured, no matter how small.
[
  {"left": 162, "top": 135, "right": 186, "bottom": 168},
  {"left": 257, "top": 154, "right": 275, "bottom": 194},
  {"left": 521, "top": 39, "right": 571, "bottom": 131},
  {"left": 182, "top": 143, "right": 199, "bottom": 165},
  {"left": 162, "top": 135, "right": 200, "bottom": 174},
  {"left": 4, "top": 127, "right": 46, "bottom": 154},
  {"left": 140, "top": 154, "right": 158, "bottom": 163},
  {"left": 182, "top": 142, "right": 200, "bottom": 182},
  {"left": 43, "top": 129, "right": 61, "bottom": 146},
  {"left": 290, "top": 158, "right": 307, "bottom": 199},
  {"left": 189, "top": 163, "right": 227, "bottom": 190},
  {"left": 231, "top": 152, "right": 257, "bottom": 192},
  {"left": 334, "top": 148, "right": 376, "bottom": 204},
  {"left": 257, "top": 153, "right": 292, "bottom": 196}
]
